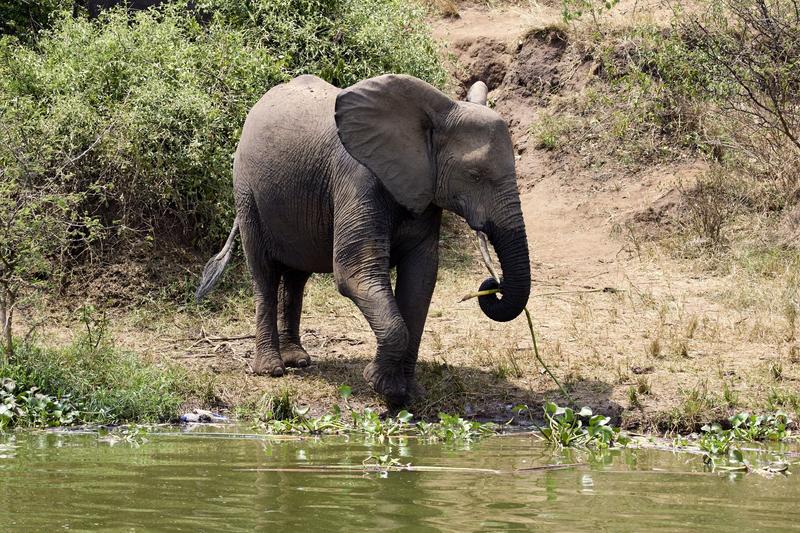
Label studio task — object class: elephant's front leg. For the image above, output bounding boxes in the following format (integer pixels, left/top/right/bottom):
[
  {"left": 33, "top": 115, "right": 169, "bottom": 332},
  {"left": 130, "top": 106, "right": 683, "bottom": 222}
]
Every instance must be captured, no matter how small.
[
  {"left": 394, "top": 234, "right": 439, "bottom": 401},
  {"left": 334, "top": 249, "right": 409, "bottom": 405}
]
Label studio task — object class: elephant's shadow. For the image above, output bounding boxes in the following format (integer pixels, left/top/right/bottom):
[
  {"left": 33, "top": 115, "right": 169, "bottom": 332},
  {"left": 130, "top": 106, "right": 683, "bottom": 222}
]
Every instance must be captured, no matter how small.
[{"left": 299, "top": 351, "right": 624, "bottom": 424}]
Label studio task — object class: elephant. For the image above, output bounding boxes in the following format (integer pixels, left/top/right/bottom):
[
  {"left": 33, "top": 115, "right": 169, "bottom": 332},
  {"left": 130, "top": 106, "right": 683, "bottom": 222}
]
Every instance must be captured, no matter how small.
[
  {"left": 77, "top": 0, "right": 167, "bottom": 18},
  {"left": 196, "top": 74, "right": 531, "bottom": 406}
]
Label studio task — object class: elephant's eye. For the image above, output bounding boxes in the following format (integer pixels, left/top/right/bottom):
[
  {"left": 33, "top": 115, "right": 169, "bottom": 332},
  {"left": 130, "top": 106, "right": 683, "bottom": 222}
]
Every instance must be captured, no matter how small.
[{"left": 468, "top": 170, "right": 481, "bottom": 183}]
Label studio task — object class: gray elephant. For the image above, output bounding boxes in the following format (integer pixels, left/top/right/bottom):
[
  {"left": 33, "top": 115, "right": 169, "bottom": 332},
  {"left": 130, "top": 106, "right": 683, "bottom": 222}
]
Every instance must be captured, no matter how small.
[
  {"left": 196, "top": 74, "right": 530, "bottom": 406},
  {"left": 78, "top": 0, "right": 167, "bottom": 18}
]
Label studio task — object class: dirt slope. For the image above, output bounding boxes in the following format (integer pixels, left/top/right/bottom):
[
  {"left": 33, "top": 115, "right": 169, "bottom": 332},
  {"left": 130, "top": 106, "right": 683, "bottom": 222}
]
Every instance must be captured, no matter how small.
[{"left": 425, "top": 2, "right": 798, "bottom": 428}]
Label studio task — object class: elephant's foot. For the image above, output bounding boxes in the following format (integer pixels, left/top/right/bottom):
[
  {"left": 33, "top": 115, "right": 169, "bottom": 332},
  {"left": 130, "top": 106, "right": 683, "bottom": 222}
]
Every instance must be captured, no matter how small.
[
  {"left": 281, "top": 343, "right": 311, "bottom": 368},
  {"left": 252, "top": 353, "right": 285, "bottom": 377},
  {"left": 407, "top": 378, "right": 426, "bottom": 403},
  {"left": 363, "top": 361, "right": 408, "bottom": 407},
  {"left": 404, "top": 365, "right": 425, "bottom": 402}
]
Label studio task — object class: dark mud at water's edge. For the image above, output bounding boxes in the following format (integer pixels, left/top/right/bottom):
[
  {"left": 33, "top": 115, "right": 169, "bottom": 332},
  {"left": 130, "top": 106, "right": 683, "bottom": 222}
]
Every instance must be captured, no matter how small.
[{"left": 1, "top": 426, "right": 799, "bottom": 531}]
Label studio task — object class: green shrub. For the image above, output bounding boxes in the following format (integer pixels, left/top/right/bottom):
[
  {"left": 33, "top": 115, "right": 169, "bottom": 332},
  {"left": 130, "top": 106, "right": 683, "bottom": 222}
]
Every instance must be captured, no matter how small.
[
  {"left": 0, "top": 0, "right": 444, "bottom": 292},
  {"left": 0, "top": 0, "right": 71, "bottom": 40},
  {"left": 588, "top": 24, "right": 714, "bottom": 159}
]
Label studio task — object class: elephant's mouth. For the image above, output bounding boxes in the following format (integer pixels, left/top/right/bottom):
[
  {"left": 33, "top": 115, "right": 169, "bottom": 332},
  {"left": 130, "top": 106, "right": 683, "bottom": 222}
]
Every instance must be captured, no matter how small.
[{"left": 474, "top": 229, "right": 530, "bottom": 322}]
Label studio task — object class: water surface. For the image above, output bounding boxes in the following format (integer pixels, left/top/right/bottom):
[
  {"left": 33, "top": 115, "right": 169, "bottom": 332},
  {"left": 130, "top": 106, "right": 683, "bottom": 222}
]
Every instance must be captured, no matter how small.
[{"left": 1, "top": 427, "right": 798, "bottom": 531}]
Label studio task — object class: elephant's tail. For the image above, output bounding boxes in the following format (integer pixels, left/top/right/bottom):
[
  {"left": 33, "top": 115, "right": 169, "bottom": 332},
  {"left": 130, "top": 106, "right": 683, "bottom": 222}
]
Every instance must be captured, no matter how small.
[{"left": 195, "top": 218, "right": 239, "bottom": 302}]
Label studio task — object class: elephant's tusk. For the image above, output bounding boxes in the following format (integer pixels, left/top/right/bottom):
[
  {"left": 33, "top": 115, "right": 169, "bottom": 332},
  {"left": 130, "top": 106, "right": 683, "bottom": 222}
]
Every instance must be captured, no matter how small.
[
  {"left": 476, "top": 231, "right": 500, "bottom": 283},
  {"left": 459, "top": 288, "right": 500, "bottom": 302}
]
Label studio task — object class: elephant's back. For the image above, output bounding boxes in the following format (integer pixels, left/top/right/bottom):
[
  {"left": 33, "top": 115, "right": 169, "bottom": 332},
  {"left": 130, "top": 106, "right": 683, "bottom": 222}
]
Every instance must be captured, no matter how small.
[
  {"left": 235, "top": 75, "right": 342, "bottom": 185},
  {"left": 241, "top": 75, "right": 340, "bottom": 147},
  {"left": 234, "top": 75, "right": 341, "bottom": 272}
]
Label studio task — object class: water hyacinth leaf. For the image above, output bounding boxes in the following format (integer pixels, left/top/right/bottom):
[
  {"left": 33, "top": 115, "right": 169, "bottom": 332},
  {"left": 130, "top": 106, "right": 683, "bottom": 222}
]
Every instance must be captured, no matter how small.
[
  {"left": 579, "top": 407, "right": 593, "bottom": 418},
  {"left": 589, "top": 415, "right": 610, "bottom": 427},
  {"left": 730, "top": 412, "right": 748, "bottom": 428},
  {"left": 338, "top": 385, "right": 352, "bottom": 400}
]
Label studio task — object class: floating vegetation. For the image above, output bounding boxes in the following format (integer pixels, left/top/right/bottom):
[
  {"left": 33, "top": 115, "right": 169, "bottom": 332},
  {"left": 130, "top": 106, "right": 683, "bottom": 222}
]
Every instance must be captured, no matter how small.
[
  {"left": 97, "top": 425, "right": 150, "bottom": 447},
  {"left": 249, "top": 388, "right": 497, "bottom": 443},
  {"left": 0, "top": 378, "right": 79, "bottom": 431},
  {"left": 539, "top": 402, "right": 631, "bottom": 449}
]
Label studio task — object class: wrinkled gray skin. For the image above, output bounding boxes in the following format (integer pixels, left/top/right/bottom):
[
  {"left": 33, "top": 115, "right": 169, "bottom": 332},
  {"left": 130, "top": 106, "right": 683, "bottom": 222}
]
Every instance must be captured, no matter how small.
[
  {"left": 79, "top": 0, "right": 166, "bottom": 18},
  {"left": 197, "top": 74, "right": 530, "bottom": 406}
]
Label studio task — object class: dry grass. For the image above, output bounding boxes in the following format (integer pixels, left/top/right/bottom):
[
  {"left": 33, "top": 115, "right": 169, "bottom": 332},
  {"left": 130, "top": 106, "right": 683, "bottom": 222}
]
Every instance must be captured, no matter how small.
[{"left": 22, "top": 222, "right": 785, "bottom": 431}]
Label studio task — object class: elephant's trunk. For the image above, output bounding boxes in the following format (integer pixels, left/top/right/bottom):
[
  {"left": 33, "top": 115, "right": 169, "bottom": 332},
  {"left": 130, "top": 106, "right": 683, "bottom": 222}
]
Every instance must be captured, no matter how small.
[{"left": 477, "top": 207, "right": 531, "bottom": 323}]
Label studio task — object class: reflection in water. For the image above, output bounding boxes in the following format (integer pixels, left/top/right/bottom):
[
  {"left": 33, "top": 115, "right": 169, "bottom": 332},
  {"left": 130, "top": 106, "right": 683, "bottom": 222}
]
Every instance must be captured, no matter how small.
[{"left": 0, "top": 428, "right": 798, "bottom": 531}]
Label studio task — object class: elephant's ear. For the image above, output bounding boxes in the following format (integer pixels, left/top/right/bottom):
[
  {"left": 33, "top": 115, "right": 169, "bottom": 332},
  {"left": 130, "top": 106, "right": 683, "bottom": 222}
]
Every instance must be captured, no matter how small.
[{"left": 335, "top": 74, "right": 454, "bottom": 215}]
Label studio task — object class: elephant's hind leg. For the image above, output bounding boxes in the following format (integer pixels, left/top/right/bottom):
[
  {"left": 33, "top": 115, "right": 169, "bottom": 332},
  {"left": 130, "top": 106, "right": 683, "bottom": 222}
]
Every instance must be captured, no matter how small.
[
  {"left": 279, "top": 269, "right": 312, "bottom": 368},
  {"left": 239, "top": 205, "right": 285, "bottom": 377}
]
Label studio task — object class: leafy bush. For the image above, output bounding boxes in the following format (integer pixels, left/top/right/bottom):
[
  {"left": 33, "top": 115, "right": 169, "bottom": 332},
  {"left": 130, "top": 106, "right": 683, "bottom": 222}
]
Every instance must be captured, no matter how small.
[
  {"left": 592, "top": 1, "right": 800, "bottom": 194},
  {"left": 0, "top": 1, "right": 444, "bottom": 251},
  {"left": 0, "top": 0, "right": 444, "bottom": 337},
  {"left": 686, "top": 0, "right": 800, "bottom": 200},
  {"left": 0, "top": 0, "right": 71, "bottom": 40}
]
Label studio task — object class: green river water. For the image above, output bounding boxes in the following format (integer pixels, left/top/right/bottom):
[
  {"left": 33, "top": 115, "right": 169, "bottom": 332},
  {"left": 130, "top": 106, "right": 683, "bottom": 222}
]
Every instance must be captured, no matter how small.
[{"left": 1, "top": 426, "right": 798, "bottom": 531}]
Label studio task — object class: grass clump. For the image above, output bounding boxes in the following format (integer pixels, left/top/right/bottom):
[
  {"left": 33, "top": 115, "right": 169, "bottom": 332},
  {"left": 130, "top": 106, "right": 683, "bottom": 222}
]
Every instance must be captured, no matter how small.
[
  {"left": 529, "top": 113, "right": 576, "bottom": 150},
  {"left": 0, "top": 308, "right": 210, "bottom": 428},
  {"left": 1, "top": 341, "right": 192, "bottom": 425}
]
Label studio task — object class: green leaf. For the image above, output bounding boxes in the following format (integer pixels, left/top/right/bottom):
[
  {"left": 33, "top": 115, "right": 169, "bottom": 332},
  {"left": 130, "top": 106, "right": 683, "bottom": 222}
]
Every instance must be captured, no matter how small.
[{"left": 338, "top": 384, "right": 352, "bottom": 399}]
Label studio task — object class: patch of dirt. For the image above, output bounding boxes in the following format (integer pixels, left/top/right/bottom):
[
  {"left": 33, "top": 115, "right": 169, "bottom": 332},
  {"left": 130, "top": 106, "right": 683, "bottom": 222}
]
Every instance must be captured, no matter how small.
[
  {"left": 423, "top": 3, "right": 797, "bottom": 429},
  {"left": 452, "top": 36, "right": 511, "bottom": 95},
  {"left": 502, "top": 29, "right": 569, "bottom": 98}
]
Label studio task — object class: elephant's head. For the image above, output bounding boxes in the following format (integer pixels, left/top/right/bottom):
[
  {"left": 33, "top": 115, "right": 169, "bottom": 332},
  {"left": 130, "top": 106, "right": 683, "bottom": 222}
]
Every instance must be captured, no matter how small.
[{"left": 335, "top": 75, "right": 530, "bottom": 322}]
